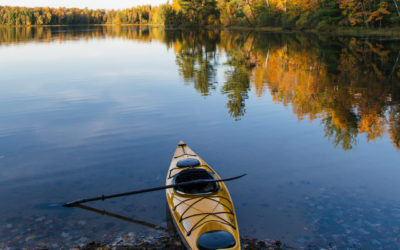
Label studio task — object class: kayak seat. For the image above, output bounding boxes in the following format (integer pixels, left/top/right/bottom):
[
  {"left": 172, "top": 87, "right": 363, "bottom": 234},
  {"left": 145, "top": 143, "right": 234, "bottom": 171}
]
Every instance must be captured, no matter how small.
[
  {"left": 174, "top": 169, "right": 218, "bottom": 194},
  {"left": 176, "top": 158, "right": 201, "bottom": 168},
  {"left": 197, "top": 230, "right": 236, "bottom": 250}
]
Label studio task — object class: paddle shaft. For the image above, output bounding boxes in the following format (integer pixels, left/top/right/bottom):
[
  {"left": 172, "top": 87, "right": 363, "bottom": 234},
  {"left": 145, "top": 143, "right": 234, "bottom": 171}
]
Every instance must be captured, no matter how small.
[{"left": 64, "top": 173, "right": 246, "bottom": 207}]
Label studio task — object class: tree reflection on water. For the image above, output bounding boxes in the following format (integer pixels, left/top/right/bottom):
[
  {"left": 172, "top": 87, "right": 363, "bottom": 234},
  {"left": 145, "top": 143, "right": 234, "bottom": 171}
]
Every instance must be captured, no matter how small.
[{"left": 1, "top": 26, "right": 399, "bottom": 150}]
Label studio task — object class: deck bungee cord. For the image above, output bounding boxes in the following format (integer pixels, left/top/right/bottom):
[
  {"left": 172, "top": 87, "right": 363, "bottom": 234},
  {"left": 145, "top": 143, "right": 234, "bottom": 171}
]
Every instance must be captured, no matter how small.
[{"left": 173, "top": 195, "right": 237, "bottom": 236}]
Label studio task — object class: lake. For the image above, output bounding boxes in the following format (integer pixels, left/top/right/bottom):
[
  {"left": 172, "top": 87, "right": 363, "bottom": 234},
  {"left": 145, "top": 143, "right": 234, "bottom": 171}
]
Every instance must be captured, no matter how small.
[{"left": 0, "top": 26, "right": 399, "bottom": 248}]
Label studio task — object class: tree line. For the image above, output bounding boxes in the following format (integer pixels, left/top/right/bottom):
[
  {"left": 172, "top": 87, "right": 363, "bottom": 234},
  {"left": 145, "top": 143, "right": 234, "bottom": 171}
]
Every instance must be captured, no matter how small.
[
  {"left": 1, "top": 0, "right": 400, "bottom": 29},
  {"left": 0, "top": 5, "right": 169, "bottom": 25}
]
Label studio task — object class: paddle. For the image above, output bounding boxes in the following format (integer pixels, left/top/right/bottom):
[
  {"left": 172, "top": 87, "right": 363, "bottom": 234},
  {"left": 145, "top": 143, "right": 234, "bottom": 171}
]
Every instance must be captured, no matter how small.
[{"left": 63, "top": 173, "right": 246, "bottom": 207}]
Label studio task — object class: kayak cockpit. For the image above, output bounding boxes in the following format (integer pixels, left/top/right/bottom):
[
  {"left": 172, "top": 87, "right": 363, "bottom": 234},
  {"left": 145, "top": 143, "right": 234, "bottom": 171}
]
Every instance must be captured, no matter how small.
[
  {"left": 174, "top": 169, "right": 219, "bottom": 195},
  {"left": 197, "top": 230, "right": 236, "bottom": 250}
]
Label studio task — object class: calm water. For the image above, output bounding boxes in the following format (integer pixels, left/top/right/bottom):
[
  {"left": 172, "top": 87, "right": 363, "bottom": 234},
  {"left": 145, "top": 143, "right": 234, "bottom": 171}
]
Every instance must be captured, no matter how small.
[{"left": 0, "top": 26, "right": 400, "bottom": 248}]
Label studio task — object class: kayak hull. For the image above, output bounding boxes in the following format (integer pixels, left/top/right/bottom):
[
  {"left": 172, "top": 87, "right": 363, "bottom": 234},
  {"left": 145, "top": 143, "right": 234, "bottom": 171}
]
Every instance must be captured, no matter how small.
[{"left": 166, "top": 141, "right": 241, "bottom": 250}]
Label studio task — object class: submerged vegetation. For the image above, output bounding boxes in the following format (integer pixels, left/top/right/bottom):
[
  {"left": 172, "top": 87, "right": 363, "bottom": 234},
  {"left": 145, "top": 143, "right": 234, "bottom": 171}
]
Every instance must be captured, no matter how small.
[
  {"left": 1, "top": 26, "right": 399, "bottom": 150},
  {"left": 1, "top": 0, "right": 400, "bottom": 30}
]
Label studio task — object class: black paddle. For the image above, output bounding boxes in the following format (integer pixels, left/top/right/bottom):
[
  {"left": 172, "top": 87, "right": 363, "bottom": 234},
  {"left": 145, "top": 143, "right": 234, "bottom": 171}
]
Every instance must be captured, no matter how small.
[{"left": 63, "top": 173, "right": 246, "bottom": 207}]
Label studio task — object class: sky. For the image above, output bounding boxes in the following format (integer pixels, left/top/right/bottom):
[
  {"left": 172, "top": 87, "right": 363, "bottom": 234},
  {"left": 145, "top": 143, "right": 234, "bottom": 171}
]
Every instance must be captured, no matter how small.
[{"left": 0, "top": 0, "right": 168, "bottom": 9}]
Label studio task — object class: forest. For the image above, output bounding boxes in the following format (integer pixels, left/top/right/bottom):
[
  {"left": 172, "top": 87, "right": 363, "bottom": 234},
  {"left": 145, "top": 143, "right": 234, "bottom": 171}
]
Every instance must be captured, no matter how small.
[{"left": 1, "top": 0, "right": 400, "bottom": 29}]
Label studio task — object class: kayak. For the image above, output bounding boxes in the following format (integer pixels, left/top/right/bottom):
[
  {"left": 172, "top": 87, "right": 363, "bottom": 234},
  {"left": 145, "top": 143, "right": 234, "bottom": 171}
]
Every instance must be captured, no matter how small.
[{"left": 166, "top": 141, "right": 241, "bottom": 250}]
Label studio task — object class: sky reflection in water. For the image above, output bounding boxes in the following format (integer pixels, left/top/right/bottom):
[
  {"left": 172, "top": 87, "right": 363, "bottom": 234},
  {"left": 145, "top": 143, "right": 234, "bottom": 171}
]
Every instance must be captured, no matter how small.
[{"left": 0, "top": 26, "right": 399, "bottom": 248}]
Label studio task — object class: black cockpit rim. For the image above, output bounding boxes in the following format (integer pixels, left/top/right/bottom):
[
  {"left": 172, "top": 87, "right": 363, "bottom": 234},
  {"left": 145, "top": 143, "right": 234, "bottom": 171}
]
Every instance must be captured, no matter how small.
[{"left": 173, "top": 168, "right": 219, "bottom": 195}]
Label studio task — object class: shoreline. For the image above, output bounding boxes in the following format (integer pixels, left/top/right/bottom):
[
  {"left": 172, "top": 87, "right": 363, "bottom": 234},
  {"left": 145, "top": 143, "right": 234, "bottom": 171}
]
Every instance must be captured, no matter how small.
[
  {"left": 0, "top": 24, "right": 164, "bottom": 28},
  {"left": 76, "top": 232, "right": 286, "bottom": 250},
  {"left": 1, "top": 24, "right": 400, "bottom": 38},
  {"left": 226, "top": 25, "right": 400, "bottom": 38}
]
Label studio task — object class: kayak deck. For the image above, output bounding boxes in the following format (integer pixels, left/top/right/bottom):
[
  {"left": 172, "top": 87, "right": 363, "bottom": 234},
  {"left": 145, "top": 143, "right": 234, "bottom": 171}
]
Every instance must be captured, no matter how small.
[{"left": 166, "top": 141, "right": 240, "bottom": 250}]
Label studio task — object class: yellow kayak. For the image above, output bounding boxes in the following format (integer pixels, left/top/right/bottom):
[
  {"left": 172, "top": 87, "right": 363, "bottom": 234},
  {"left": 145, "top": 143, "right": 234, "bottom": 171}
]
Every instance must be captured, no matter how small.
[{"left": 166, "top": 141, "right": 241, "bottom": 250}]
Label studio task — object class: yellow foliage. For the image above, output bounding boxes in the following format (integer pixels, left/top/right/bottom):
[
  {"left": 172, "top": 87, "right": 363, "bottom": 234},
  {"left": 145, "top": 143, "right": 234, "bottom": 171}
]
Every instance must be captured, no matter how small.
[
  {"left": 365, "top": 41, "right": 391, "bottom": 58},
  {"left": 113, "top": 16, "right": 122, "bottom": 25},
  {"left": 173, "top": 41, "right": 182, "bottom": 53},
  {"left": 172, "top": 0, "right": 181, "bottom": 11},
  {"left": 358, "top": 113, "right": 385, "bottom": 141}
]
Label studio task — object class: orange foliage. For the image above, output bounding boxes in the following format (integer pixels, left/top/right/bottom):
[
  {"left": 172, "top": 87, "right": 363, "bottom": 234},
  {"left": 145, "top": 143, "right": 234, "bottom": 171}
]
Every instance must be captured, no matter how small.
[{"left": 223, "top": 34, "right": 399, "bottom": 149}]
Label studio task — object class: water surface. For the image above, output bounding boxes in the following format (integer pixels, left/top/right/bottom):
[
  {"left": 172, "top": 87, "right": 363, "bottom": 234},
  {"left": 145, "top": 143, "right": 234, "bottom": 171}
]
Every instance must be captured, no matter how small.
[{"left": 0, "top": 26, "right": 400, "bottom": 248}]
